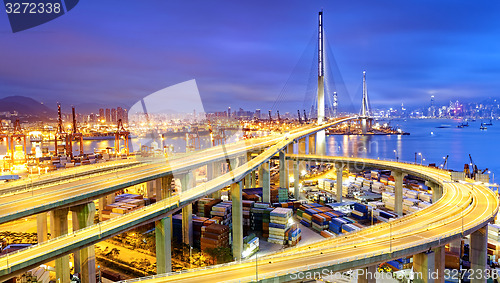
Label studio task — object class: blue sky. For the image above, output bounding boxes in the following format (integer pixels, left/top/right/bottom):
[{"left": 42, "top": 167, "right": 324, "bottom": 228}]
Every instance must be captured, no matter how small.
[{"left": 0, "top": 0, "right": 499, "bottom": 113}]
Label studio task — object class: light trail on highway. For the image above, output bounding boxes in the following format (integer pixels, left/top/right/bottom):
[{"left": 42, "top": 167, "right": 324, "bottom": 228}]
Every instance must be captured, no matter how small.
[{"left": 1, "top": 116, "right": 495, "bottom": 283}]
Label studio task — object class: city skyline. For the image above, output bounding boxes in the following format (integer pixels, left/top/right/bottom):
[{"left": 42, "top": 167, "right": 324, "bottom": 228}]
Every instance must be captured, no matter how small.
[{"left": 0, "top": 1, "right": 499, "bottom": 113}]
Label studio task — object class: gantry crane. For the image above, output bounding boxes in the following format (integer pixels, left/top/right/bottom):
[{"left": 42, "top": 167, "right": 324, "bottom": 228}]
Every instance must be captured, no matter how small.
[
  {"left": 69, "top": 106, "right": 84, "bottom": 158},
  {"left": 208, "top": 120, "right": 226, "bottom": 146},
  {"left": 54, "top": 103, "right": 71, "bottom": 157},
  {"left": 10, "top": 119, "right": 27, "bottom": 164},
  {"left": 115, "top": 119, "right": 129, "bottom": 156},
  {"left": 185, "top": 126, "right": 200, "bottom": 152}
]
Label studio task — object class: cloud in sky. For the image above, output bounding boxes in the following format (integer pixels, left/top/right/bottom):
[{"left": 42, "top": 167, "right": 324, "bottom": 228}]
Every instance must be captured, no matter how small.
[{"left": 0, "top": 0, "right": 499, "bottom": 113}]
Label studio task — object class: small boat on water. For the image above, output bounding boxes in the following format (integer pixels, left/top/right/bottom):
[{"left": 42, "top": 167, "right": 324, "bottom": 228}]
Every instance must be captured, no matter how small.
[
  {"left": 483, "top": 119, "right": 493, "bottom": 126},
  {"left": 436, "top": 124, "right": 452, "bottom": 128},
  {"left": 457, "top": 122, "right": 469, "bottom": 128},
  {"left": 480, "top": 123, "right": 487, "bottom": 130}
]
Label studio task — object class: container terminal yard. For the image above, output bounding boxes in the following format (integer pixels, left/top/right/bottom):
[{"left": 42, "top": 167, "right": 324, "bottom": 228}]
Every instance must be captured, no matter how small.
[{"left": 0, "top": 7, "right": 498, "bottom": 283}]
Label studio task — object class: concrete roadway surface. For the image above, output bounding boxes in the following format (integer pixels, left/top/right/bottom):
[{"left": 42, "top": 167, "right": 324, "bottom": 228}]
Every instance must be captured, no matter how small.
[
  {"left": 0, "top": 158, "right": 142, "bottom": 195},
  {"left": 0, "top": 118, "right": 354, "bottom": 280}
]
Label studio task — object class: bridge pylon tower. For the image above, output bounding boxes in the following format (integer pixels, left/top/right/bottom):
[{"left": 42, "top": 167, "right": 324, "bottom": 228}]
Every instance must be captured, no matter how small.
[
  {"left": 360, "top": 70, "right": 372, "bottom": 134},
  {"left": 316, "top": 10, "right": 326, "bottom": 155}
]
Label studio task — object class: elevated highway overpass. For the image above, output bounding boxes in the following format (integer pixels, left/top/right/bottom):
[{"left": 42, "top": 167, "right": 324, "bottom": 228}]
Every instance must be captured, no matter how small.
[
  {"left": 0, "top": 121, "right": 318, "bottom": 224},
  {"left": 0, "top": 117, "right": 354, "bottom": 280},
  {"left": 0, "top": 117, "right": 496, "bottom": 283}
]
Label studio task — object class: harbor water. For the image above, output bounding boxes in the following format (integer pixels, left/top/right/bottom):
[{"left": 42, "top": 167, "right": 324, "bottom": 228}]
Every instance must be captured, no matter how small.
[
  {"left": 326, "top": 119, "right": 500, "bottom": 180},
  {"left": 1, "top": 119, "right": 498, "bottom": 178}
]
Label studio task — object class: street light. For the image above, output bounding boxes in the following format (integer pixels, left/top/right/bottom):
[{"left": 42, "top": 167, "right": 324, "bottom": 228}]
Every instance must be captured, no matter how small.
[{"left": 393, "top": 150, "right": 399, "bottom": 162}]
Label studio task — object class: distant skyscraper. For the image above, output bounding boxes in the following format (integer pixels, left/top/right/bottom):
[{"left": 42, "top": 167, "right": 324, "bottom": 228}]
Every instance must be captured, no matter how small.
[
  {"left": 111, "top": 108, "right": 117, "bottom": 123},
  {"left": 228, "top": 107, "right": 231, "bottom": 118},
  {"left": 99, "top": 108, "right": 104, "bottom": 121},
  {"left": 428, "top": 95, "right": 436, "bottom": 117},
  {"left": 105, "top": 108, "right": 110, "bottom": 123},
  {"left": 117, "top": 107, "right": 124, "bottom": 122},
  {"left": 123, "top": 108, "right": 128, "bottom": 124},
  {"left": 255, "top": 109, "right": 261, "bottom": 119}
]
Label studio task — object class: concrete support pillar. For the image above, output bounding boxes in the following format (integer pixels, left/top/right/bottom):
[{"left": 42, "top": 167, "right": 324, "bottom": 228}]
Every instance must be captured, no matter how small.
[
  {"left": 357, "top": 265, "right": 376, "bottom": 283},
  {"left": 210, "top": 162, "right": 221, "bottom": 199},
  {"left": 154, "top": 176, "right": 166, "bottom": 199},
  {"left": 155, "top": 176, "right": 172, "bottom": 274},
  {"left": 155, "top": 216, "right": 172, "bottom": 274},
  {"left": 251, "top": 170, "right": 257, "bottom": 188},
  {"left": 231, "top": 181, "right": 243, "bottom": 261},
  {"left": 427, "top": 181, "right": 443, "bottom": 203},
  {"left": 211, "top": 189, "right": 221, "bottom": 199},
  {"left": 279, "top": 150, "right": 286, "bottom": 189},
  {"left": 308, "top": 135, "right": 315, "bottom": 155},
  {"left": 449, "top": 239, "right": 462, "bottom": 256},
  {"left": 470, "top": 226, "right": 488, "bottom": 283},
  {"left": 99, "top": 193, "right": 115, "bottom": 221},
  {"left": 432, "top": 247, "right": 445, "bottom": 283},
  {"left": 316, "top": 130, "right": 326, "bottom": 156},
  {"left": 72, "top": 203, "right": 96, "bottom": 283},
  {"left": 146, "top": 181, "right": 155, "bottom": 198},
  {"left": 36, "top": 212, "right": 48, "bottom": 244},
  {"left": 227, "top": 158, "right": 237, "bottom": 173},
  {"left": 245, "top": 152, "right": 252, "bottom": 188},
  {"left": 98, "top": 197, "right": 105, "bottom": 221},
  {"left": 181, "top": 172, "right": 193, "bottom": 246},
  {"left": 238, "top": 156, "right": 245, "bottom": 168},
  {"left": 51, "top": 208, "right": 70, "bottom": 283},
  {"left": 260, "top": 161, "right": 271, "bottom": 203},
  {"left": 106, "top": 193, "right": 115, "bottom": 205},
  {"left": 293, "top": 159, "right": 300, "bottom": 199},
  {"left": 413, "top": 251, "right": 436, "bottom": 283},
  {"left": 298, "top": 138, "right": 306, "bottom": 154},
  {"left": 392, "top": 171, "right": 405, "bottom": 216},
  {"left": 182, "top": 205, "right": 193, "bottom": 246},
  {"left": 286, "top": 144, "right": 293, "bottom": 189},
  {"left": 361, "top": 118, "right": 367, "bottom": 135},
  {"left": 206, "top": 163, "right": 213, "bottom": 181},
  {"left": 297, "top": 138, "right": 307, "bottom": 175},
  {"left": 335, "top": 163, "right": 344, "bottom": 203}
]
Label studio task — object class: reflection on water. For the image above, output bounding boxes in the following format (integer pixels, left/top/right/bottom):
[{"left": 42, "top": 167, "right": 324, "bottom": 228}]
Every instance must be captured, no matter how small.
[{"left": 0, "top": 119, "right": 497, "bottom": 176}]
